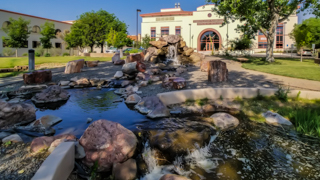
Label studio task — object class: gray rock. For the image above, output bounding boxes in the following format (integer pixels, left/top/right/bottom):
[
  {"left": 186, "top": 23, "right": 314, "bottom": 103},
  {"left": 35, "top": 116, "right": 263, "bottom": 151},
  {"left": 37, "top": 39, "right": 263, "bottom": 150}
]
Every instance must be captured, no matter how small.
[
  {"left": 122, "top": 62, "right": 137, "bottom": 75},
  {"left": 0, "top": 132, "right": 11, "bottom": 140},
  {"left": 210, "top": 112, "right": 239, "bottom": 130},
  {"left": 59, "top": 81, "right": 70, "bottom": 86},
  {"left": 114, "top": 88, "right": 126, "bottom": 95},
  {"left": 29, "top": 115, "right": 62, "bottom": 129},
  {"left": 31, "top": 85, "right": 70, "bottom": 104},
  {"left": 87, "top": 118, "right": 93, "bottom": 123},
  {"left": 112, "top": 53, "right": 121, "bottom": 63},
  {"left": 263, "top": 111, "right": 293, "bottom": 126},
  {"left": 2, "top": 134, "right": 23, "bottom": 143},
  {"left": 113, "top": 159, "right": 137, "bottom": 180},
  {"left": 125, "top": 94, "right": 142, "bottom": 104},
  {"left": 75, "top": 141, "right": 86, "bottom": 159},
  {"left": 135, "top": 96, "right": 170, "bottom": 118},
  {"left": 114, "top": 71, "right": 123, "bottom": 79}
]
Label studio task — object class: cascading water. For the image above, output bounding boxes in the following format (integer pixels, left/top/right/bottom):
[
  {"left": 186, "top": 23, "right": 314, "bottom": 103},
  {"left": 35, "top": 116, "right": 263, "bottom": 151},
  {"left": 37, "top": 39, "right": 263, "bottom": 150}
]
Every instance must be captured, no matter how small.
[{"left": 166, "top": 44, "right": 180, "bottom": 65}]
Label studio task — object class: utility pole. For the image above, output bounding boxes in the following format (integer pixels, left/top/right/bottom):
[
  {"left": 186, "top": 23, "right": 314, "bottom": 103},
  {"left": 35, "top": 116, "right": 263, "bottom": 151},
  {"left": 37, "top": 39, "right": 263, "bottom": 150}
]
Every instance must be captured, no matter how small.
[{"left": 137, "top": 9, "right": 141, "bottom": 49}]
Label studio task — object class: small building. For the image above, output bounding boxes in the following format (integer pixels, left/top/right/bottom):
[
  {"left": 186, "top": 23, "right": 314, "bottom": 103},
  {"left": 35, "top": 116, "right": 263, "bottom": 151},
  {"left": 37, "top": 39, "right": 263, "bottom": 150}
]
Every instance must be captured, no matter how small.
[
  {"left": 140, "top": 4, "right": 297, "bottom": 53},
  {"left": 0, "top": 9, "right": 72, "bottom": 57}
]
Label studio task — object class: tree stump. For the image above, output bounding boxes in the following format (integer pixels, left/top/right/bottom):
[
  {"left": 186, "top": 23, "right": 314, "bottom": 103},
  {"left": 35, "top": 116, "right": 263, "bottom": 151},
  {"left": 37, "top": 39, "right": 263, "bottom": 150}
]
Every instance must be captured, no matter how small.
[
  {"left": 208, "top": 60, "right": 228, "bottom": 82},
  {"left": 64, "top": 59, "right": 84, "bottom": 74},
  {"left": 23, "top": 70, "right": 52, "bottom": 84}
]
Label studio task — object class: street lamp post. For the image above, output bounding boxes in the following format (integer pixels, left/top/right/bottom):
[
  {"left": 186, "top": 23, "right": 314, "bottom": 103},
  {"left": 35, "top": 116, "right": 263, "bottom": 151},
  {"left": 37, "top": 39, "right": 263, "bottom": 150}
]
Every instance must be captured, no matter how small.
[{"left": 137, "top": 9, "right": 141, "bottom": 49}]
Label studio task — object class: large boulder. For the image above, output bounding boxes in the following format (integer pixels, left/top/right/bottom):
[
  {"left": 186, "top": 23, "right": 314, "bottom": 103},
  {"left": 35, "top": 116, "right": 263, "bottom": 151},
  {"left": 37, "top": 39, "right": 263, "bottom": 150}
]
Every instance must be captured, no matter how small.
[
  {"left": 112, "top": 53, "right": 121, "bottom": 64},
  {"left": 28, "top": 115, "right": 62, "bottom": 129},
  {"left": 23, "top": 70, "right": 52, "bottom": 84},
  {"left": 113, "top": 159, "right": 137, "bottom": 180},
  {"left": 114, "top": 71, "right": 124, "bottom": 79},
  {"left": 30, "top": 134, "right": 76, "bottom": 153},
  {"left": 76, "top": 77, "right": 91, "bottom": 87},
  {"left": 2, "top": 134, "right": 23, "bottom": 143},
  {"left": 114, "top": 59, "right": 125, "bottom": 65},
  {"left": 179, "top": 41, "right": 186, "bottom": 48},
  {"left": 126, "top": 54, "right": 142, "bottom": 63},
  {"left": 134, "top": 96, "right": 170, "bottom": 118},
  {"left": 64, "top": 59, "right": 84, "bottom": 74},
  {"left": 208, "top": 60, "right": 228, "bottom": 83},
  {"left": 0, "top": 101, "right": 36, "bottom": 128},
  {"left": 150, "top": 41, "right": 168, "bottom": 49},
  {"left": 147, "top": 118, "right": 212, "bottom": 161},
  {"left": 163, "top": 35, "right": 180, "bottom": 44},
  {"left": 189, "top": 52, "right": 203, "bottom": 63},
  {"left": 136, "top": 62, "right": 146, "bottom": 73},
  {"left": 122, "top": 62, "right": 137, "bottom": 75},
  {"left": 263, "top": 111, "right": 293, "bottom": 126},
  {"left": 147, "top": 47, "right": 159, "bottom": 56},
  {"left": 183, "top": 48, "right": 194, "bottom": 56},
  {"left": 209, "top": 113, "right": 239, "bottom": 130},
  {"left": 79, "top": 120, "right": 138, "bottom": 171},
  {"left": 125, "top": 94, "right": 141, "bottom": 104},
  {"left": 31, "top": 85, "right": 70, "bottom": 103},
  {"left": 162, "top": 77, "right": 186, "bottom": 90},
  {"left": 86, "top": 61, "right": 99, "bottom": 67},
  {"left": 160, "top": 174, "right": 191, "bottom": 180},
  {"left": 200, "top": 60, "right": 211, "bottom": 72}
]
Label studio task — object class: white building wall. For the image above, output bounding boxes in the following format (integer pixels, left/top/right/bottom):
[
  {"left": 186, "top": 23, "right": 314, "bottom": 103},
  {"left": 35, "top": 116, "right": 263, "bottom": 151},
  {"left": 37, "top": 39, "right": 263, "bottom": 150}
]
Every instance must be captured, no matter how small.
[
  {"left": 141, "top": 4, "right": 298, "bottom": 53},
  {"left": 0, "top": 10, "right": 72, "bottom": 57}
]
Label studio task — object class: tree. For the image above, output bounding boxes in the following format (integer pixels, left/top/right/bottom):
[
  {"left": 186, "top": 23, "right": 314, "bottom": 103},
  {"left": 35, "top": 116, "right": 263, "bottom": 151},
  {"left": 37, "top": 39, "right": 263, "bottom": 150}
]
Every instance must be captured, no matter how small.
[
  {"left": 107, "top": 28, "right": 128, "bottom": 57},
  {"left": 1, "top": 17, "right": 30, "bottom": 57},
  {"left": 290, "top": 18, "right": 320, "bottom": 62},
  {"left": 57, "top": 29, "right": 70, "bottom": 54},
  {"left": 40, "top": 21, "right": 56, "bottom": 54},
  {"left": 142, "top": 34, "right": 151, "bottom": 49},
  {"left": 230, "top": 35, "right": 254, "bottom": 54},
  {"left": 207, "top": 0, "right": 320, "bottom": 62},
  {"left": 124, "top": 37, "right": 133, "bottom": 47},
  {"left": 65, "top": 20, "right": 86, "bottom": 55}
]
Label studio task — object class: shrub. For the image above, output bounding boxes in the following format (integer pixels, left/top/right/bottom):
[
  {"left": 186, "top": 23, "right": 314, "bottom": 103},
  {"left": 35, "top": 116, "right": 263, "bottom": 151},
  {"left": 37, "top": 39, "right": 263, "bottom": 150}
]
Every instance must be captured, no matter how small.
[
  {"left": 288, "top": 109, "right": 320, "bottom": 137},
  {"left": 49, "top": 48, "right": 62, "bottom": 56},
  {"left": 2, "top": 47, "right": 15, "bottom": 57},
  {"left": 44, "top": 53, "right": 51, "bottom": 57},
  {"left": 35, "top": 52, "right": 41, "bottom": 57},
  {"left": 35, "top": 47, "right": 45, "bottom": 56},
  {"left": 230, "top": 35, "right": 253, "bottom": 52},
  {"left": 22, "top": 53, "right": 28, "bottom": 56},
  {"left": 129, "top": 49, "right": 141, "bottom": 53},
  {"left": 62, "top": 52, "right": 70, "bottom": 56},
  {"left": 275, "top": 86, "right": 290, "bottom": 102}
]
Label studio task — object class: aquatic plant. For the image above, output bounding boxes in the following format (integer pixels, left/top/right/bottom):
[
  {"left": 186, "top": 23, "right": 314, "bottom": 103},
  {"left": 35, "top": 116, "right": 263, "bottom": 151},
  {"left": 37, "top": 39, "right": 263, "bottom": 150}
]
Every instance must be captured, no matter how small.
[{"left": 288, "top": 109, "right": 320, "bottom": 137}]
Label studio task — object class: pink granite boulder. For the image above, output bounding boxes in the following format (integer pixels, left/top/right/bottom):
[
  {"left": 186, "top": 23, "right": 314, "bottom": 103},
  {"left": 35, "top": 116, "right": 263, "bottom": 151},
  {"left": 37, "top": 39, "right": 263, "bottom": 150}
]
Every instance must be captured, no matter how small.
[
  {"left": 79, "top": 119, "right": 138, "bottom": 172},
  {"left": 30, "top": 134, "right": 76, "bottom": 153}
]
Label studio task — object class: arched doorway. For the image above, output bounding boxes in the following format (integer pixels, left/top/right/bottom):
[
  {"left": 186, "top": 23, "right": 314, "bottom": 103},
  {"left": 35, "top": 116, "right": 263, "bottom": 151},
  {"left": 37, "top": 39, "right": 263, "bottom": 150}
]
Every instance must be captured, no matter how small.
[{"left": 197, "top": 29, "right": 222, "bottom": 52}]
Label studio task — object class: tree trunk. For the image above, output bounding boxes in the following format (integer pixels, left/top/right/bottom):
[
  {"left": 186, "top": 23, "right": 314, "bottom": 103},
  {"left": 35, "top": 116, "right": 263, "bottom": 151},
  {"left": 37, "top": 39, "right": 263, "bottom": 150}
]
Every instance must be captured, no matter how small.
[
  {"left": 300, "top": 48, "right": 303, "bottom": 62},
  {"left": 266, "top": 36, "right": 275, "bottom": 62},
  {"left": 100, "top": 43, "right": 104, "bottom": 53},
  {"left": 90, "top": 46, "right": 93, "bottom": 53},
  {"left": 15, "top": 49, "right": 17, "bottom": 57},
  {"left": 265, "top": 10, "right": 279, "bottom": 62},
  {"left": 120, "top": 48, "right": 123, "bottom": 58}
]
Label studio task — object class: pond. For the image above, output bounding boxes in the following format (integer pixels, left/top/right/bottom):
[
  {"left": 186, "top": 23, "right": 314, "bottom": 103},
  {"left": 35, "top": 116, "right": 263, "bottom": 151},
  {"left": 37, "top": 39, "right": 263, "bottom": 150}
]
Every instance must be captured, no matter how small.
[{"left": 26, "top": 88, "right": 320, "bottom": 179}]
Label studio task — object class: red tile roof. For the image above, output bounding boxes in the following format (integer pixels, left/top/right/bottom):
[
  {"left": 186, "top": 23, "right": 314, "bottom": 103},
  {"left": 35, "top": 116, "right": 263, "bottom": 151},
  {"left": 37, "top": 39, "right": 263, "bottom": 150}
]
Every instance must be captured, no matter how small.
[
  {"left": 0, "top": 9, "right": 73, "bottom": 25},
  {"left": 140, "top": 11, "right": 193, "bottom": 17}
]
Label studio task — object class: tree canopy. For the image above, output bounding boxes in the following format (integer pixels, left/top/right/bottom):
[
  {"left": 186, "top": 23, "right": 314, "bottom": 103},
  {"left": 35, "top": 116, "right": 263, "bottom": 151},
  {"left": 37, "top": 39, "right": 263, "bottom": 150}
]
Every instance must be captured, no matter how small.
[
  {"left": 1, "top": 17, "right": 30, "bottom": 57},
  {"left": 40, "top": 21, "right": 56, "bottom": 52},
  {"left": 207, "top": 0, "right": 320, "bottom": 62},
  {"left": 66, "top": 10, "right": 128, "bottom": 53},
  {"left": 290, "top": 18, "right": 320, "bottom": 49}
]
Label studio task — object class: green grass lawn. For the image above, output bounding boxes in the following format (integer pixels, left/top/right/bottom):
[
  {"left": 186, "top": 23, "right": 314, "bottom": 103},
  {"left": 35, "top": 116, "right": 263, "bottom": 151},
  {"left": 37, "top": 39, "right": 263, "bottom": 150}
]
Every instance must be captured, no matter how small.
[
  {"left": 0, "top": 56, "right": 114, "bottom": 78},
  {"left": 228, "top": 56, "right": 320, "bottom": 81}
]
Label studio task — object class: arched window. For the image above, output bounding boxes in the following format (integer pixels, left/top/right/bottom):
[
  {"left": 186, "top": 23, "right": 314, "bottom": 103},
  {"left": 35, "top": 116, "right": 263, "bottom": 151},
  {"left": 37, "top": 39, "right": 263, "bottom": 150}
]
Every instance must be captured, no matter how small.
[
  {"left": 55, "top": 29, "right": 61, "bottom": 36},
  {"left": 200, "top": 31, "right": 220, "bottom": 51},
  {"left": 2, "top": 21, "right": 11, "bottom": 29},
  {"left": 32, "top": 25, "right": 41, "bottom": 33}
]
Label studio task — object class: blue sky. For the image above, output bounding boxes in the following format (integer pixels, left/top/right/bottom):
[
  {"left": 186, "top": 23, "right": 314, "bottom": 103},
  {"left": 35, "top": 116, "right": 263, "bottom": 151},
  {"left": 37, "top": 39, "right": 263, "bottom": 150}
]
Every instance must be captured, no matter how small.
[{"left": 0, "top": 0, "right": 315, "bottom": 35}]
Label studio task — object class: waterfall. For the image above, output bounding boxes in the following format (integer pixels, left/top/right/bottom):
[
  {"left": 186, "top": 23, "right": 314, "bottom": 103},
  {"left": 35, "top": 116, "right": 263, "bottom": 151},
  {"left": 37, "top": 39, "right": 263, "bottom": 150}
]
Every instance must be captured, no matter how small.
[{"left": 166, "top": 44, "right": 179, "bottom": 65}]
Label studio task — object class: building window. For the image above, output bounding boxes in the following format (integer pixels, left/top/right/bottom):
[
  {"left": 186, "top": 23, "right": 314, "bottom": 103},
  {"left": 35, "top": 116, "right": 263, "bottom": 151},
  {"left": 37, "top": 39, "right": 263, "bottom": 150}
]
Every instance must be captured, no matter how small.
[
  {"left": 55, "top": 43, "right": 62, "bottom": 49},
  {"left": 32, "top": 26, "right": 41, "bottom": 33},
  {"left": 161, "top": 27, "right": 169, "bottom": 37},
  {"left": 2, "top": 40, "right": 7, "bottom": 47},
  {"left": 151, "top": 27, "right": 156, "bottom": 41},
  {"left": 258, "top": 42, "right": 268, "bottom": 49},
  {"left": 2, "top": 21, "right": 11, "bottom": 29},
  {"left": 276, "top": 26, "right": 283, "bottom": 48},
  {"left": 32, "top": 41, "right": 41, "bottom": 48},
  {"left": 200, "top": 31, "right": 220, "bottom": 51},
  {"left": 175, "top": 26, "right": 181, "bottom": 36},
  {"left": 23, "top": 41, "right": 28, "bottom": 48}
]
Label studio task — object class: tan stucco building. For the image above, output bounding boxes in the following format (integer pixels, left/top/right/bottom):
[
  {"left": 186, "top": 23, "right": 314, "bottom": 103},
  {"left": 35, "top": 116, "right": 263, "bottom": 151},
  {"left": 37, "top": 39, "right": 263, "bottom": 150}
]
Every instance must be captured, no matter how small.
[
  {"left": 0, "top": 9, "right": 72, "bottom": 57},
  {"left": 140, "top": 4, "right": 298, "bottom": 53}
]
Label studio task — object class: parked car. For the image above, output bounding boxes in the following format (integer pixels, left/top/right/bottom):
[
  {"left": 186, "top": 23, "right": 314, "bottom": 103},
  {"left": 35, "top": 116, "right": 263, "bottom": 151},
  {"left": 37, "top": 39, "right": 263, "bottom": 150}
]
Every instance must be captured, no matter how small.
[
  {"left": 106, "top": 47, "right": 119, "bottom": 53},
  {"left": 123, "top": 48, "right": 133, "bottom": 53},
  {"left": 297, "top": 49, "right": 313, "bottom": 56}
]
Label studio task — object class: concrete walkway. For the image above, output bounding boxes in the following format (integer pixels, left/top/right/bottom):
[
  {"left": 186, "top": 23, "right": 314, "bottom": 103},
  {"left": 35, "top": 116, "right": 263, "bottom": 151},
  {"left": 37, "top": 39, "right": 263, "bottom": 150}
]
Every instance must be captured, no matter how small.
[{"left": 211, "top": 56, "right": 320, "bottom": 91}]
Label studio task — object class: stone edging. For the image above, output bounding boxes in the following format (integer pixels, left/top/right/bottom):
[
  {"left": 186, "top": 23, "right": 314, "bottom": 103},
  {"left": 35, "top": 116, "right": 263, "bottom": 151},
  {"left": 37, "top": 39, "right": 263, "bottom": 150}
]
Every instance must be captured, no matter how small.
[{"left": 157, "top": 88, "right": 320, "bottom": 105}]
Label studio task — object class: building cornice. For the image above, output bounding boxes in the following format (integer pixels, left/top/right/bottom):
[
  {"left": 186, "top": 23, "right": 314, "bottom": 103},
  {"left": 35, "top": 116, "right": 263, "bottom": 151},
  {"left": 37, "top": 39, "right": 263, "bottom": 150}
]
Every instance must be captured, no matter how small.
[{"left": 140, "top": 11, "right": 193, "bottom": 17}]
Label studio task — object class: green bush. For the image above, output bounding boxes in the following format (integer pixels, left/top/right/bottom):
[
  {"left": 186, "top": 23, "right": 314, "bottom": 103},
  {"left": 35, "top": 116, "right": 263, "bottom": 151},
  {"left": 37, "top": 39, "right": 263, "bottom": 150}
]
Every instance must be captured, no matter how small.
[
  {"left": 129, "top": 49, "right": 141, "bottom": 53},
  {"left": 44, "top": 53, "right": 51, "bottom": 57},
  {"left": 230, "top": 35, "right": 253, "bottom": 52},
  {"left": 275, "top": 86, "right": 290, "bottom": 102},
  {"left": 62, "top": 52, "right": 70, "bottom": 56},
  {"left": 35, "top": 47, "right": 45, "bottom": 56},
  {"left": 2, "top": 47, "right": 15, "bottom": 57},
  {"left": 288, "top": 109, "right": 320, "bottom": 137},
  {"left": 35, "top": 52, "right": 41, "bottom": 57},
  {"left": 22, "top": 53, "right": 28, "bottom": 56},
  {"left": 49, "top": 48, "right": 62, "bottom": 56}
]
